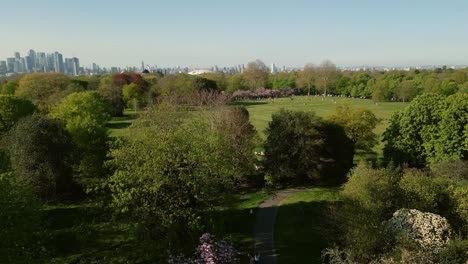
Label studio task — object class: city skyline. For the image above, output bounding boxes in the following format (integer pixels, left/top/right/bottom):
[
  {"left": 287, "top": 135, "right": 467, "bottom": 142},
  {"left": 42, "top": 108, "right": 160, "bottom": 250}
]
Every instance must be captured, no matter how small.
[
  {"left": 2, "top": 48, "right": 467, "bottom": 77},
  {"left": 2, "top": 1, "right": 468, "bottom": 67}
]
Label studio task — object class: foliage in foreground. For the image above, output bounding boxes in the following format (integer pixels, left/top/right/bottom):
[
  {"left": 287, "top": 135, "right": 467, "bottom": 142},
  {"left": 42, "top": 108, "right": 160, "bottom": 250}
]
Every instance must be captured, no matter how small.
[
  {"left": 107, "top": 104, "right": 256, "bottom": 252},
  {"left": 168, "top": 233, "right": 239, "bottom": 264},
  {"left": 328, "top": 161, "right": 468, "bottom": 263},
  {"left": 0, "top": 173, "right": 42, "bottom": 264}
]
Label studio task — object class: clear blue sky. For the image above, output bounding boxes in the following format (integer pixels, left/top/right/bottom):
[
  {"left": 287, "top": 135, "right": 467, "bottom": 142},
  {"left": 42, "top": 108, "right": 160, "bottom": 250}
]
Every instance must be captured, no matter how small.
[{"left": 2, "top": 0, "right": 468, "bottom": 68}]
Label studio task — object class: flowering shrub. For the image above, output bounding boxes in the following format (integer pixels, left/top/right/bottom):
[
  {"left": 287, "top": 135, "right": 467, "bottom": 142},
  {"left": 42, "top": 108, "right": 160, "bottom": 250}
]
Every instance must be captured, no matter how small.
[
  {"left": 230, "top": 88, "right": 296, "bottom": 100},
  {"left": 168, "top": 233, "right": 239, "bottom": 264},
  {"left": 386, "top": 208, "right": 452, "bottom": 252}
]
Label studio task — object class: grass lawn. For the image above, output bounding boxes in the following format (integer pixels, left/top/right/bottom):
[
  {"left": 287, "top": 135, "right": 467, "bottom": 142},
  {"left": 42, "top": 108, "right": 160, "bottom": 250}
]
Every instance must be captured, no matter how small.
[
  {"left": 107, "top": 110, "right": 139, "bottom": 137},
  {"left": 275, "top": 187, "right": 341, "bottom": 264},
  {"left": 235, "top": 95, "right": 407, "bottom": 136},
  {"left": 234, "top": 96, "right": 408, "bottom": 159},
  {"left": 212, "top": 190, "right": 271, "bottom": 254}
]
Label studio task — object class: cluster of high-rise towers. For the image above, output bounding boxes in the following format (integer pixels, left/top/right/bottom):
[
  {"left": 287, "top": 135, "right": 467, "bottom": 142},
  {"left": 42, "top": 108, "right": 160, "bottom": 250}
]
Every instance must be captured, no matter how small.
[{"left": 0, "top": 49, "right": 81, "bottom": 76}]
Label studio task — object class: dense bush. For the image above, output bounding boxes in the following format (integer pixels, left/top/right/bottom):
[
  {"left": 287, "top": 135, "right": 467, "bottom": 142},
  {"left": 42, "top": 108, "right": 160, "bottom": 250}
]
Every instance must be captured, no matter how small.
[
  {"left": 0, "top": 95, "right": 36, "bottom": 133},
  {"left": 2, "top": 115, "right": 75, "bottom": 200},
  {"left": 330, "top": 161, "right": 468, "bottom": 263},
  {"left": 264, "top": 109, "right": 353, "bottom": 185},
  {"left": 0, "top": 172, "right": 42, "bottom": 263}
]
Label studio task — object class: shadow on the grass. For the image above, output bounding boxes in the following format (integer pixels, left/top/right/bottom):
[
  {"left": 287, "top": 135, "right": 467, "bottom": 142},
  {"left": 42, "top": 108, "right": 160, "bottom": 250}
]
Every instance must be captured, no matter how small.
[{"left": 275, "top": 199, "right": 342, "bottom": 264}]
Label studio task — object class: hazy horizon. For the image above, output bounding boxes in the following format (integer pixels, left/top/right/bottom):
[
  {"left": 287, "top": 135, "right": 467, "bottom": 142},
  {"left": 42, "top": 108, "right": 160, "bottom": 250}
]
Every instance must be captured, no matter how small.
[{"left": 3, "top": 0, "right": 468, "bottom": 68}]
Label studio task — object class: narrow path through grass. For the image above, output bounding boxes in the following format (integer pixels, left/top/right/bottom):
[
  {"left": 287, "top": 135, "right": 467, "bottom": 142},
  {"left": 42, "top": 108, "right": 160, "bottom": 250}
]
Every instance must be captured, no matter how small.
[{"left": 275, "top": 187, "right": 341, "bottom": 263}]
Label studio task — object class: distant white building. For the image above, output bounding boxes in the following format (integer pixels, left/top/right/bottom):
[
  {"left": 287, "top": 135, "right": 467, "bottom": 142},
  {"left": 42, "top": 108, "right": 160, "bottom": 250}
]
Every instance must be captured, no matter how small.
[{"left": 188, "top": 69, "right": 213, "bottom": 75}]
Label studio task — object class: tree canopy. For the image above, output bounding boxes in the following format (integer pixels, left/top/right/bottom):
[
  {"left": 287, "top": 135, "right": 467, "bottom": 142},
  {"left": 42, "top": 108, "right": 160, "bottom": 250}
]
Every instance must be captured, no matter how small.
[
  {"left": 50, "top": 91, "right": 110, "bottom": 180},
  {"left": 383, "top": 93, "right": 467, "bottom": 166},
  {"left": 2, "top": 115, "right": 75, "bottom": 200},
  {"left": 15, "top": 73, "right": 72, "bottom": 108},
  {"left": 329, "top": 104, "right": 380, "bottom": 152},
  {"left": 108, "top": 104, "right": 256, "bottom": 249},
  {"left": 263, "top": 109, "right": 353, "bottom": 184},
  {"left": 0, "top": 95, "right": 36, "bottom": 134}
]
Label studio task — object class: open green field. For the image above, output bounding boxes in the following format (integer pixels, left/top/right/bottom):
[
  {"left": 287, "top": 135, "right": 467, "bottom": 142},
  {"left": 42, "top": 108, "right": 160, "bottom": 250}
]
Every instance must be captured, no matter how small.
[
  {"left": 275, "top": 187, "right": 341, "bottom": 264},
  {"left": 235, "top": 96, "right": 408, "bottom": 137}
]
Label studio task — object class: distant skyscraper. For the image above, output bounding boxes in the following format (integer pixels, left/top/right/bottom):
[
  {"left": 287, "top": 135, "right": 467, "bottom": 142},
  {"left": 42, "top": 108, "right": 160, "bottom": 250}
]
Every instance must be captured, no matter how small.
[
  {"left": 0, "top": 61, "right": 7, "bottom": 74},
  {"left": 65, "top": 58, "right": 73, "bottom": 75},
  {"left": 53, "top": 52, "right": 64, "bottom": 73},
  {"left": 141, "top": 61, "right": 145, "bottom": 72},
  {"left": 271, "top": 63, "right": 276, "bottom": 73},
  {"left": 46, "top": 53, "right": 55, "bottom": 72},
  {"left": 14, "top": 52, "right": 20, "bottom": 60},
  {"left": 6, "top": 58, "right": 15, "bottom": 72},
  {"left": 13, "top": 60, "right": 21, "bottom": 73},
  {"left": 24, "top": 56, "right": 32, "bottom": 72},
  {"left": 36, "top": 52, "right": 46, "bottom": 72},
  {"left": 71, "top": 57, "right": 80, "bottom": 76},
  {"left": 28, "top": 49, "right": 36, "bottom": 70}
]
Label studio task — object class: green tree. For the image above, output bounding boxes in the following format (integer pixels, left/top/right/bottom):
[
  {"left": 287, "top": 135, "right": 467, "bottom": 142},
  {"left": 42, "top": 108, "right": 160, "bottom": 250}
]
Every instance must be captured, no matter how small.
[
  {"left": 395, "top": 80, "right": 418, "bottom": 102},
  {"left": 296, "top": 63, "right": 317, "bottom": 95},
  {"left": 16, "top": 73, "right": 71, "bottom": 108},
  {"left": 200, "top": 72, "right": 227, "bottom": 91},
  {"left": 0, "top": 81, "right": 18, "bottom": 95},
  {"left": 98, "top": 75, "right": 125, "bottom": 116},
  {"left": 108, "top": 105, "right": 242, "bottom": 249},
  {"left": 329, "top": 104, "right": 380, "bottom": 152},
  {"left": 226, "top": 74, "right": 247, "bottom": 93},
  {"left": 371, "top": 78, "right": 389, "bottom": 101},
  {"left": 316, "top": 60, "right": 338, "bottom": 95},
  {"left": 0, "top": 172, "right": 42, "bottom": 263},
  {"left": 243, "top": 59, "right": 269, "bottom": 90},
  {"left": 263, "top": 109, "right": 353, "bottom": 184},
  {"left": 451, "top": 71, "right": 466, "bottom": 84},
  {"left": 0, "top": 95, "right": 36, "bottom": 133},
  {"left": 122, "top": 83, "right": 142, "bottom": 111},
  {"left": 2, "top": 115, "right": 75, "bottom": 200},
  {"left": 50, "top": 92, "right": 110, "bottom": 180},
  {"left": 213, "top": 106, "right": 258, "bottom": 176},
  {"left": 383, "top": 94, "right": 446, "bottom": 166},
  {"left": 269, "top": 72, "right": 296, "bottom": 90},
  {"left": 433, "top": 92, "right": 468, "bottom": 161}
]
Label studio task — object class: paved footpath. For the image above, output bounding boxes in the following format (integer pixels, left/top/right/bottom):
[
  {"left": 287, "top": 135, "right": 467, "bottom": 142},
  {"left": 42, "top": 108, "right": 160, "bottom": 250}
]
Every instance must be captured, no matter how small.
[{"left": 254, "top": 188, "right": 304, "bottom": 264}]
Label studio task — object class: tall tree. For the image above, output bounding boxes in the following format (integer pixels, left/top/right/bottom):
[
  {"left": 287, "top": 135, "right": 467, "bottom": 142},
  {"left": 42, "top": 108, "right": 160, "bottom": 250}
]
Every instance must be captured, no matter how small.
[
  {"left": 395, "top": 80, "right": 418, "bottom": 102},
  {"left": 50, "top": 91, "right": 110, "bottom": 180},
  {"left": 2, "top": 115, "right": 75, "bottom": 200},
  {"left": 264, "top": 109, "right": 353, "bottom": 184},
  {"left": 329, "top": 104, "right": 380, "bottom": 152},
  {"left": 383, "top": 94, "right": 454, "bottom": 166},
  {"left": 243, "top": 59, "right": 269, "bottom": 90},
  {"left": 316, "top": 60, "right": 338, "bottom": 95},
  {"left": 296, "top": 63, "right": 317, "bottom": 96}
]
